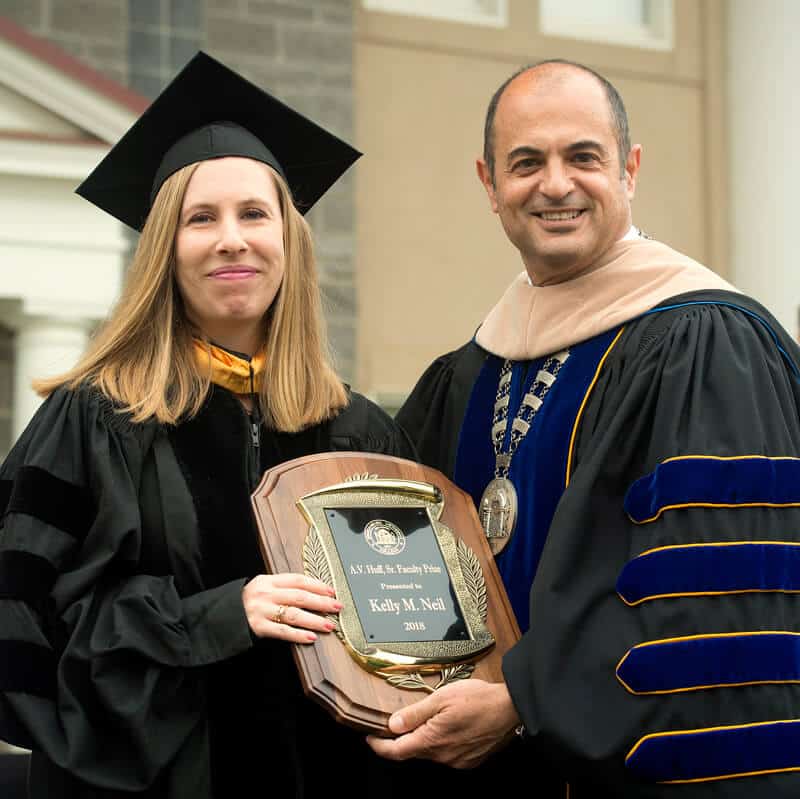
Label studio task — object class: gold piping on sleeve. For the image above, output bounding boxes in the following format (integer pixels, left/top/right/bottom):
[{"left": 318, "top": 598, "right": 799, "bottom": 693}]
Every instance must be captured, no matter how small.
[
  {"left": 615, "top": 631, "right": 800, "bottom": 695},
  {"left": 625, "top": 718, "right": 800, "bottom": 784},
  {"left": 617, "top": 540, "right": 800, "bottom": 605}
]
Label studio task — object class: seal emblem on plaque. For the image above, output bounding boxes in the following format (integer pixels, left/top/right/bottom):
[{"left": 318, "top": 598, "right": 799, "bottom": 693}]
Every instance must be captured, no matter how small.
[{"left": 364, "top": 518, "right": 406, "bottom": 555}]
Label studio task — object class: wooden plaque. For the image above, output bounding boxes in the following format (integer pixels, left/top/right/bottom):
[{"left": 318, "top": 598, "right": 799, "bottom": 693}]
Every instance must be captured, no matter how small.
[{"left": 251, "top": 452, "right": 520, "bottom": 733}]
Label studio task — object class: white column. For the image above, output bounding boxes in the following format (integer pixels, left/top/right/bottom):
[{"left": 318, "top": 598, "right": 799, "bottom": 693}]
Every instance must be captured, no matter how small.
[
  {"left": 12, "top": 317, "right": 90, "bottom": 441},
  {"left": 727, "top": 0, "right": 800, "bottom": 337}
]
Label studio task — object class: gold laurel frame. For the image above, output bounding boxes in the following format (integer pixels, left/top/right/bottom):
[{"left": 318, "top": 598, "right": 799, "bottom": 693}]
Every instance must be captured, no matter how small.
[{"left": 298, "top": 476, "right": 495, "bottom": 690}]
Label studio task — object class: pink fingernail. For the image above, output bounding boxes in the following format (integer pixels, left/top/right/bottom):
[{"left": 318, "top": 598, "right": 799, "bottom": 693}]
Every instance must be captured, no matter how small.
[
  {"left": 306, "top": 632, "right": 317, "bottom": 642},
  {"left": 333, "top": 601, "right": 344, "bottom": 611},
  {"left": 324, "top": 621, "right": 335, "bottom": 631}
]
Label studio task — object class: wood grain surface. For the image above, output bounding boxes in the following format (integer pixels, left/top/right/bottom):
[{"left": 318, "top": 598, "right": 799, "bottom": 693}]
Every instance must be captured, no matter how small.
[{"left": 251, "top": 452, "right": 520, "bottom": 733}]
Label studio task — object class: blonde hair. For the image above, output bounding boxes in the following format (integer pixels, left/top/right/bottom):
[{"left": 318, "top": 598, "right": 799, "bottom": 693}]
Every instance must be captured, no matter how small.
[{"left": 35, "top": 161, "right": 348, "bottom": 432}]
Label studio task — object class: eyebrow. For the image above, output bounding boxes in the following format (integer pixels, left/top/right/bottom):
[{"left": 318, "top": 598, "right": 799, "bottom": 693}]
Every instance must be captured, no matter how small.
[
  {"left": 236, "top": 196, "right": 273, "bottom": 207},
  {"left": 505, "top": 146, "right": 542, "bottom": 166},
  {"left": 505, "top": 139, "right": 609, "bottom": 166},
  {"left": 566, "top": 139, "right": 608, "bottom": 155},
  {"left": 182, "top": 196, "right": 274, "bottom": 213}
]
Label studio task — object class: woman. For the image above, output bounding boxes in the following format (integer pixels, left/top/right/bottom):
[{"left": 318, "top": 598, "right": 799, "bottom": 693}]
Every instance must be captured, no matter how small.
[{"left": 0, "top": 53, "right": 424, "bottom": 797}]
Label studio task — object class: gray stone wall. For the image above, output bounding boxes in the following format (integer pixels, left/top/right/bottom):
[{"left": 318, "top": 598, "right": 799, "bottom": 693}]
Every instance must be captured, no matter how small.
[
  {"left": 204, "top": 0, "right": 357, "bottom": 380},
  {"left": 0, "top": 0, "right": 128, "bottom": 85},
  {"left": 128, "top": 0, "right": 203, "bottom": 98},
  {"left": 0, "top": 0, "right": 357, "bottom": 383}
]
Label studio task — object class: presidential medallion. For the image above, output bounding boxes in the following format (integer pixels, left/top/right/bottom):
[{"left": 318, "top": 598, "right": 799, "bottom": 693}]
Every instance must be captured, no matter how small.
[
  {"left": 479, "top": 476, "right": 517, "bottom": 555},
  {"left": 483, "top": 352, "right": 570, "bottom": 556}
]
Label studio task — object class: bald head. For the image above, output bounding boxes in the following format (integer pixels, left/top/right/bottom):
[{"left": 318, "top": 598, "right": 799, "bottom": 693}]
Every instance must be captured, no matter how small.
[{"left": 483, "top": 60, "right": 631, "bottom": 183}]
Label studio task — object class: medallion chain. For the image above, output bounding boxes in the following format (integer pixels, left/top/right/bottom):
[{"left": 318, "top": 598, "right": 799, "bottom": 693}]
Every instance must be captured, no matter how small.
[
  {"left": 480, "top": 349, "right": 570, "bottom": 553},
  {"left": 491, "top": 349, "right": 570, "bottom": 479}
]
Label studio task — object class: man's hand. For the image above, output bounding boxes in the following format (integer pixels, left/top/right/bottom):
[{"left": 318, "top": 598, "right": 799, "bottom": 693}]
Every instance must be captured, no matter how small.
[{"left": 366, "top": 679, "right": 521, "bottom": 769}]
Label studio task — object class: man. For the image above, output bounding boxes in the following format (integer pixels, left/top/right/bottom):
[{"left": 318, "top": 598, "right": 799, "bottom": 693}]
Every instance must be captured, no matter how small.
[{"left": 368, "top": 60, "right": 800, "bottom": 797}]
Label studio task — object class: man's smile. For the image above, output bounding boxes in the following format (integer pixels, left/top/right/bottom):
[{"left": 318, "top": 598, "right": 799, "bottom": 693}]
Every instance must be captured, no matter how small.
[{"left": 532, "top": 209, "right": 586, "bottom": 221}]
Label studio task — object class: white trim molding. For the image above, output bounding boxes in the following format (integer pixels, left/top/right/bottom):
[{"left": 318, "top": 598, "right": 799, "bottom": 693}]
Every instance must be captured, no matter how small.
[
  {"left": 0, "top": 136, "right": 108, "bottom": 179},
  {"left": 0, "top": 37, "right": 140, "bottom": 143},
  {"left": 362, "top": 0, "right": 508, "bottom": 28}
]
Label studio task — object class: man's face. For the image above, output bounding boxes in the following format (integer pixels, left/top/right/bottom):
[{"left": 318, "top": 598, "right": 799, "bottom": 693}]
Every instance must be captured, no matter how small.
[{"left": 477, "top": 67, "right": 641, "bottom": 284}]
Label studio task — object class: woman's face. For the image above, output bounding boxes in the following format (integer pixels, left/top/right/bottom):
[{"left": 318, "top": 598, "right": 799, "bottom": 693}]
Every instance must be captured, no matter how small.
[{"left": 174, "top": 157, "right": 285, "bottom": 354}]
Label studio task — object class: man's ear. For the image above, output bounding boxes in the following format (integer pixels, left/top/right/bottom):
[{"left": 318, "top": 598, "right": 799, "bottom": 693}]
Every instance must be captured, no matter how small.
[
  {"left": 476, "top": 158, "right": 499, "bottom": 213},
  {"left": 625, "top": 144, "right": 642, "bottom": 199}
]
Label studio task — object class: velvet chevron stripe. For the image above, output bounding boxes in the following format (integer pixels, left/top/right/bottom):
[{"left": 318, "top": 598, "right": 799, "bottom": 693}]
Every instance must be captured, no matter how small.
[
  {"left": 617, "top": 631, "right": 800, "bottom": 695},
  {"left": 0, "top": 551, "right": 58, "bottom": 600},
  {"left": 625, "top": 455, "right": 800, "bottom": 524},
  {"left": 626, "top": 719, "right": 800, "bottom": 783},
  {"left": 0, "top": 478, "right": 10, "bottom": 516},
  {"left": 617, "top": 541, "right": 800, "bottom": 605},
  {"left": 2, "top": 465, "right": 95, "bottom": 540},
  {"left": 0, "top": 640, "right": 57, "bottom": 697}
]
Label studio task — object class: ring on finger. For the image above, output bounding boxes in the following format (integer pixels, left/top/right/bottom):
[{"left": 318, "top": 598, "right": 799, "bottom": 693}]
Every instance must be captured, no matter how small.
[{"left": 274, "top": 604, "right": 287, "bottom": 624}]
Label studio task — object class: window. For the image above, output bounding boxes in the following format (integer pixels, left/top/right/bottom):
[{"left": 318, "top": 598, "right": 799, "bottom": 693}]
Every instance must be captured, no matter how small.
[{"left": 539, "top": 0, "right": 673, "bottom": 51}]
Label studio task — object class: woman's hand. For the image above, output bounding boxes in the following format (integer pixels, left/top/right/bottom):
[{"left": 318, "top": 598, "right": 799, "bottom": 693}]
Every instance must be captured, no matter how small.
[{"left": 242, "top": 573, "right": 342, "bottom": 643}]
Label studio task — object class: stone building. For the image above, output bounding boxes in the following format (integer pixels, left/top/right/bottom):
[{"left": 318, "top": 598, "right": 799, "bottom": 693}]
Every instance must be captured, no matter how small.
[
  {"left": 0, "top": 0, "right": 358, "bottom": 457},
  {"left": 0, "top": 0, "right": 797, "bottom": 454}
]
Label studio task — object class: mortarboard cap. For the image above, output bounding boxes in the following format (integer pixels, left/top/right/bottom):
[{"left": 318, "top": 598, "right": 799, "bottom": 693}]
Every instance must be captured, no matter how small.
[{"left": 76, "top": 51, "right": 361, "bottom": 231}]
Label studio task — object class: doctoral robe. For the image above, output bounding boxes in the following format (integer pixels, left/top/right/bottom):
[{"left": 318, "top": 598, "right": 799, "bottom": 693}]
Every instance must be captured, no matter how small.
[
  {"left": 1, "top": 384, "right": 494, "bottom": 797},
  {"left": 398, "top": 289, "right": 800, "bottom": 796}
]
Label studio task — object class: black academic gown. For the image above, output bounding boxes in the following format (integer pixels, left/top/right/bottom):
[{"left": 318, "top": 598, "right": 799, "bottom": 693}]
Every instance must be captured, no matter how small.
[
  {"left": 398, "top": 290, "right": 800, "bottom": 797},
  {"left": 0, "top": 383, "right": 516, "bottom": 798}
]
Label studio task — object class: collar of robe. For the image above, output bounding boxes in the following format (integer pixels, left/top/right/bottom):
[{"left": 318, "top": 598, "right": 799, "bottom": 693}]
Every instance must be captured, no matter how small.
[
  {"left": 193, "top": 339, "right": 266, "bottom": 394},
  {"left": 475, "top": 237, "right": 740, "bottom": 360}
]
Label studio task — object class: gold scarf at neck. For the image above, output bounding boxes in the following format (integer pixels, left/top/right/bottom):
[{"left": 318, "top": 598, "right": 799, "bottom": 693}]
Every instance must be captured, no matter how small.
[{"left": 193, "top": 339, "right": 266, "bottom": 394}]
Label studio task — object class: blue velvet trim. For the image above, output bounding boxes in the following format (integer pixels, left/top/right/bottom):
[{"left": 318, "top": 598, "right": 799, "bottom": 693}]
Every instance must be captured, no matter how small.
[
  {"left": 617, "top": 542, "right": 800, "bottom": 605},
  {"left": 618, "top": 632, "right": 800, "bottom": 694},
  {"left": 454, "top": 329, "right": 620, "bottom": 630},
  {"left": 0, "top": 640, "right": 57, "bottom": 697},
  {"left": 626, "top": 719, "right": 800, "bottom": 783},
  {"left": 4, "top": 465, "right": 95, "bottom": 540},
  {"left": 625, "top": 456, "right": 800, "bottom": 524},
  {"left": 0, "top": 551, "right": 57, "bottom": 600}
]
